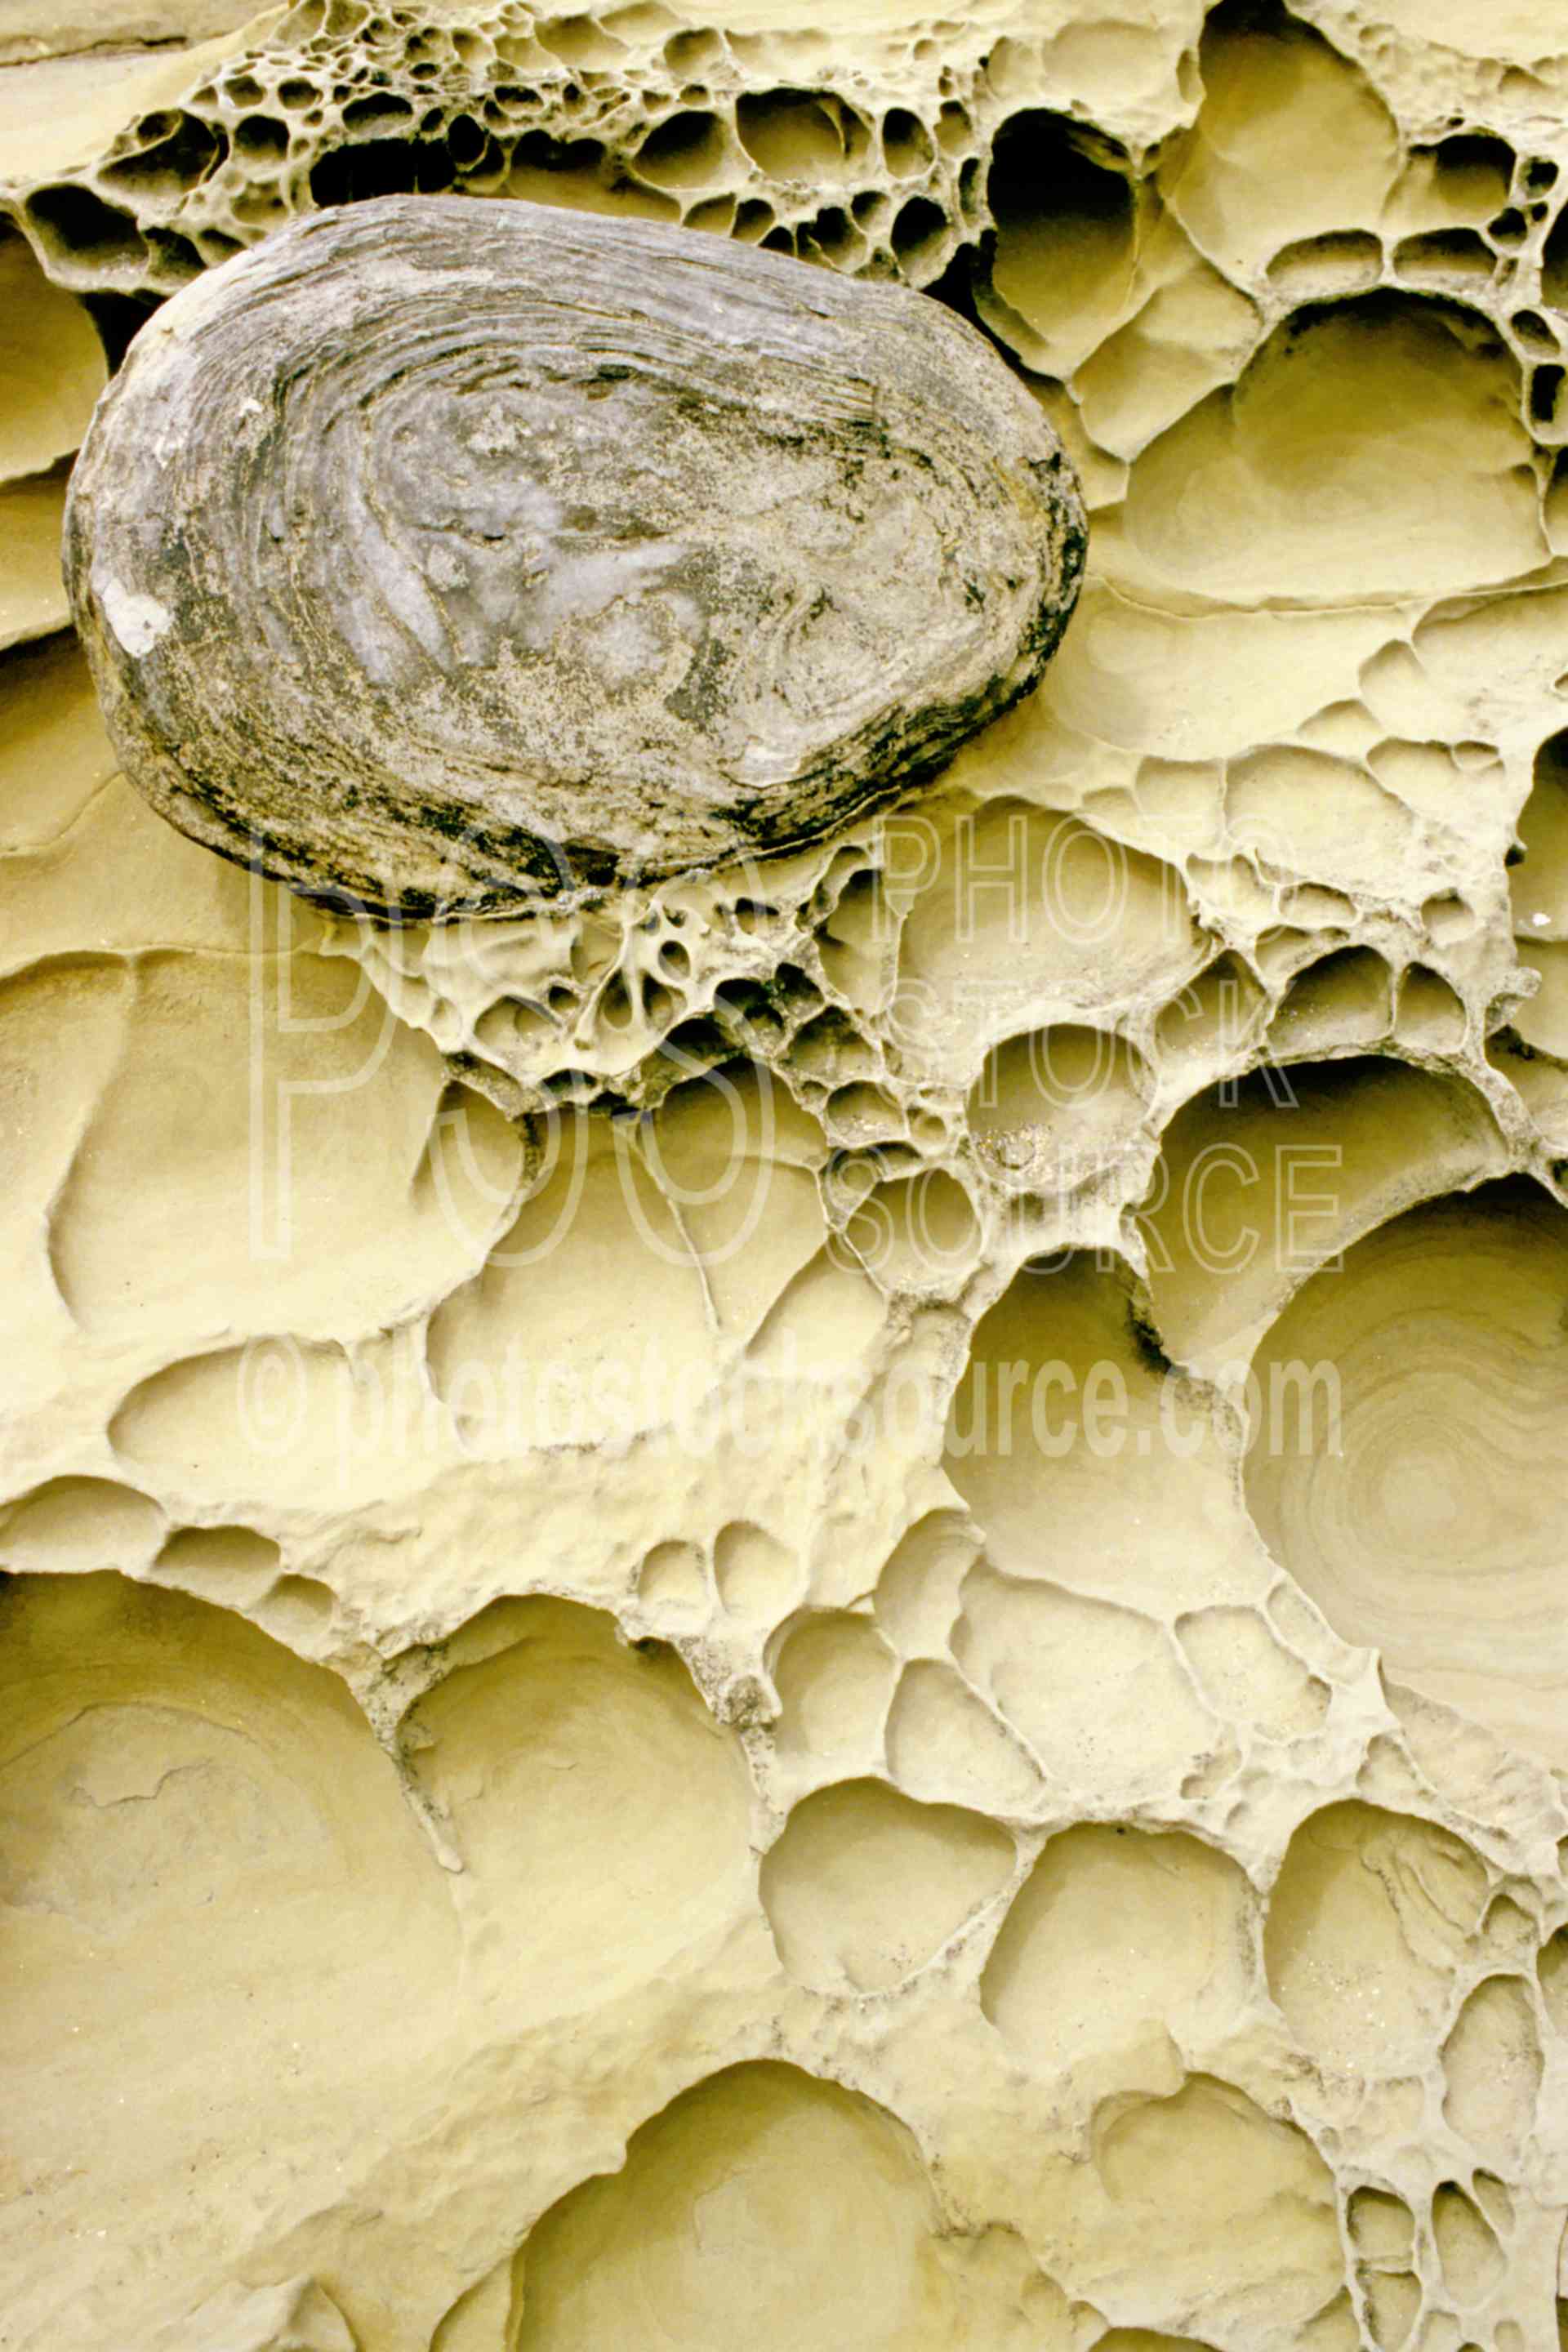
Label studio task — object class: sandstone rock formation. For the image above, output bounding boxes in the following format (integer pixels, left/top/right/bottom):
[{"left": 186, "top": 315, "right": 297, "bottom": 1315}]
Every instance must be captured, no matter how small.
[{"left": 4, "top": 2, "right": 1568, "bottom": 2350}]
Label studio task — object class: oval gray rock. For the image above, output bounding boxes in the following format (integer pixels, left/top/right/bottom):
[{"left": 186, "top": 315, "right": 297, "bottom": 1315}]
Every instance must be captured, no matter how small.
[{"left": 64, "top": 193, "right": 1086, "bottom": 918}]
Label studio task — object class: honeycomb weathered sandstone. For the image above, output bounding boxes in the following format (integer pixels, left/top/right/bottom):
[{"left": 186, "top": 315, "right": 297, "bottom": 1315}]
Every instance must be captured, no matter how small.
[{"left": 7, "top": 2, "right": 1568, "bottom": 2349}]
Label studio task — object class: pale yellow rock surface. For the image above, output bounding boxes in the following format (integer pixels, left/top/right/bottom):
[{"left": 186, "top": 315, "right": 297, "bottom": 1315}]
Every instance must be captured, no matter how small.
[{"left": 4, "top": 2, "right": 1568, "bottom": 2350}]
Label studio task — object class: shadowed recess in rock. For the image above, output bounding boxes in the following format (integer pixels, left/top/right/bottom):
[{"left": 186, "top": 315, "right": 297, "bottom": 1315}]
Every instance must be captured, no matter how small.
[
  {"left": 506, "top": 2060, "right": 1066, "bottom": 2350},
  {"left": 760, "top": 1774, "right": 1013, "bottom": 1991},
  {"left": 0, "top": 1571, "right": 458, "bottom": 2340},
  {"left": 404, "top": 1596, "right": 753, "bottom": 2010},
  {"left": 981, "top": 1822, "right": 1253, "bottom": 2080},
  {"left": 1245, "top": 1176, "right": 1568, "bottom": 1768},
  {"left": 1263, "top": 1801, "right": 1487, "bottom": 2075}
]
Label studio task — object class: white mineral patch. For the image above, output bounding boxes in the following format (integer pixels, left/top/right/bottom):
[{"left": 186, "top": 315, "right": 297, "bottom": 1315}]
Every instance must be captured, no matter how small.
[{"left": 95, "top": 572, "right": 169, "bottom": 656}]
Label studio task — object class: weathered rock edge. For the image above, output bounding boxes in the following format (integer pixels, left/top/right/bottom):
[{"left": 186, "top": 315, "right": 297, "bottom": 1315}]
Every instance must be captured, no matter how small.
[{"left": 64, "top": 192, "right": 1086, "bottom": 918}]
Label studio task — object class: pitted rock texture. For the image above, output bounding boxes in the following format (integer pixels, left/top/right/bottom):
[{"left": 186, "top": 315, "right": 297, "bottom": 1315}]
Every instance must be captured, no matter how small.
[
  {"left": 10, "top": 3, "right": 1568, "bottom": 2351},
  {"left": 65, "top": 194, "right": 1085, "bottom": 915}
]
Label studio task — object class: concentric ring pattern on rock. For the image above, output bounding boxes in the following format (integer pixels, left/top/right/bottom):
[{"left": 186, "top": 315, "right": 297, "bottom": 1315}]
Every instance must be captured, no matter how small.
[
  {"left": 65, "top": 193, "right": 1085, "bottom": 915},
  {"left": 12, "top": 2, "right": 1568, "bottom": 2350}
]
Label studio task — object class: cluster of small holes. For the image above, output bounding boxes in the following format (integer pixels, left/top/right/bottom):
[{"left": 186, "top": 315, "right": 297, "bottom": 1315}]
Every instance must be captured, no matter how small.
[
  {"left": 434, "top": 838, "right": 906, "bottom": 1125},
  {"left": 5, "top": 2, "right": 1004, "bottom": 297},
  {"left": 14, "top": 0, "right": 1568, "bottom": 492},
  {"left": 1234, "top": 126, "right": 1568, "bottom": 411},
  {"left": 7, "top": 0, "right": 1567, "bottom": 1241}
]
